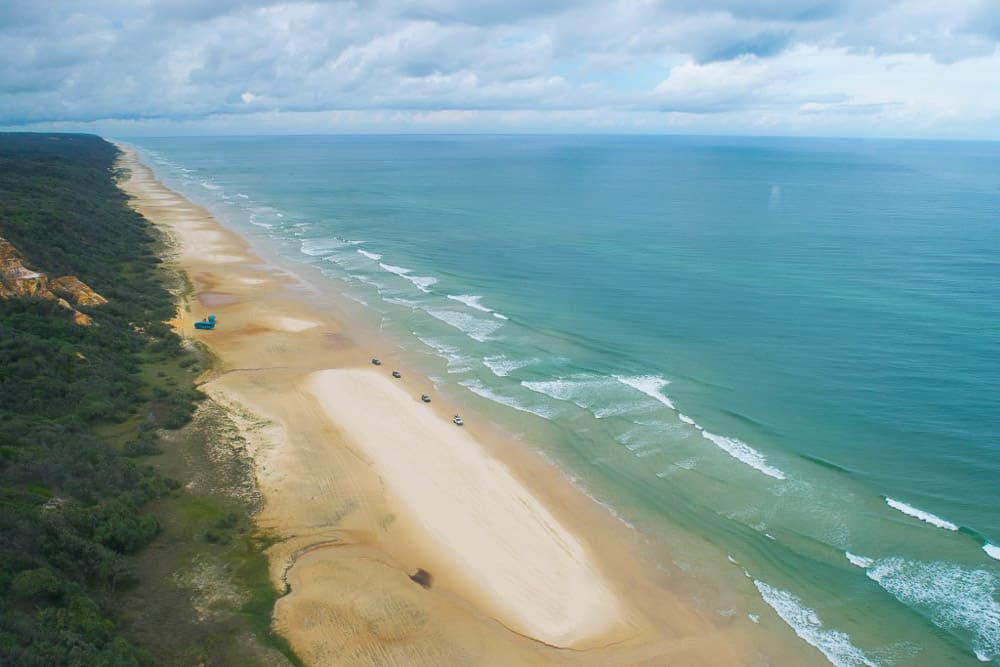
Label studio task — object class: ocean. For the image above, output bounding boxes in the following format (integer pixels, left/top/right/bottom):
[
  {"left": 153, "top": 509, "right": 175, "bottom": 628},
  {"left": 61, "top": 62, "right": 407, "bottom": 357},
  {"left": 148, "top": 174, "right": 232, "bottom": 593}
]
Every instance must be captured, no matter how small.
[{"left": 128, "top": 134, "right": 1000, "bottom": 665}]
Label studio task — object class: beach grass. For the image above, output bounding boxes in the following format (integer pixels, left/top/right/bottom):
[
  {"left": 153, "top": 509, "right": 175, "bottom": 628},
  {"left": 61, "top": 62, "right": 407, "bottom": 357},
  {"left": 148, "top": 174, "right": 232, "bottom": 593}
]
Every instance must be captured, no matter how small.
[{"left": 112, "top": 383, "right": 299, "bottom": 666}]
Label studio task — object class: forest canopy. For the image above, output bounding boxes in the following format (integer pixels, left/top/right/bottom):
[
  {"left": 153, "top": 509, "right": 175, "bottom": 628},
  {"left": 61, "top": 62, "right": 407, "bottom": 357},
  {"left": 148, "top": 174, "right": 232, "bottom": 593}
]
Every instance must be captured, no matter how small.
[{"left": 0, "top": 133, "right": 198, "bottom": 666}]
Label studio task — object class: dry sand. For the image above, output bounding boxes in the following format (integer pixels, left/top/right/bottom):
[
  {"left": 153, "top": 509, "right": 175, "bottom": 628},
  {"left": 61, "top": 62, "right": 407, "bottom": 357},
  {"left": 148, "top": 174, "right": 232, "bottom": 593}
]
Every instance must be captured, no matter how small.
[
  {"left": 116, "top": 145, "right": 816, "bottom": 666},
  {"left": 307, "top": 369, "right": 622, "bottom": 646}
]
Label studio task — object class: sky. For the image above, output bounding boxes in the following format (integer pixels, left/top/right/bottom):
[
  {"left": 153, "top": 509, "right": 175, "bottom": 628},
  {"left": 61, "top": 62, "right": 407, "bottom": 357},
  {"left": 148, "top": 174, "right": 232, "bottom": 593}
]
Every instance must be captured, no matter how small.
[{"left": 2, "top": 0, "right": 1000, "bottom": 138}]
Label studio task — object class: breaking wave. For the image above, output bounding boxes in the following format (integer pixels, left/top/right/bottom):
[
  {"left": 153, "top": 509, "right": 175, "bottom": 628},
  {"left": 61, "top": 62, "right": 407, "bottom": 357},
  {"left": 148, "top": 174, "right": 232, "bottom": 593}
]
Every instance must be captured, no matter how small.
[
  {"left": 701, "top": 431, "right": 786, "bottom": 480},
  {"left": 459, "top": 378, "right": 556, "bottom": 419},
  {"left": 753, "top": 580, "right": 877, "bottom": 667},
  {"left": 448, "top": 294, "right": 492, "bottom": 312},
  {"left": 482, "top": 354, "right": 537, "bottom": 377},
  {"left": 614, "top": 375, "right": 675, "bottom": 409},
  {"left": 864, "top": 557, "right": 999, "bottom": 663},
  {"left": 301, "top": 237, "right": 352, "bottom": 257},
  {"left": 378, "top": 262, "right": 438, "bottom": 292},
  {"left": 885, "top": 498, "right": 958, "bottom": 531},
  {"left": 414, "top": 335, "right": 476, "bottom": 374},
  {"left": 845, "top": 552, "right": 875, "bottom": 568},
  {"left": 425, "top": 309, "right": 503, "bottom": 342}
]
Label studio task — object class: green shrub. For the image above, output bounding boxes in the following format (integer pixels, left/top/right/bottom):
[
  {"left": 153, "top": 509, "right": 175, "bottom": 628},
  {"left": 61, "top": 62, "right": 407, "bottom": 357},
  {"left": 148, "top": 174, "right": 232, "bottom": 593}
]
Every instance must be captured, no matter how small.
[{"left": 10, "top": 568, "right": 65, "bottom": 601}]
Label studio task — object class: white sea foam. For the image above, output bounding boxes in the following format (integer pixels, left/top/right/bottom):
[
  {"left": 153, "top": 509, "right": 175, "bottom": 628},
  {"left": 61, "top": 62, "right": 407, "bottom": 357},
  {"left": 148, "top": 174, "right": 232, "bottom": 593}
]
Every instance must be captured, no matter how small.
[
  {"left": 885, "top": 498, "right": 958, "bottom": 531},
  {"left": 482, "top": 354, "right": 536, "bottom": 377},
  {"left": 865, "top": 557, "right": 999, "bottom": 662},
  {"left": 592, "top": 401, "right": 649, "bottom": 419},
  {"left": 248, "top": 214, "right": 272, "bottom": 229},
  {"left": 493, "top": 312, "right": 509, "bottom": 320},
  {"left": 615, "top": 429, "right": 642, "bottom": 448},
  {"left": 408, "top": 275, "right": 437, "bottom": 291},
  {"left": 459, "top": 379, "right": 555, "bottom": 419},
  {"left": 200, "top": 180, "right": 221, "bottom": 190},
  {"left": 392, "top": 272, "right": 431, "bottom": 290},
  {"left": 616, "top": 425, "right": 673, "bottom": 458},
  {"left": 379, "top": 262, "right": 411, "bottom": 277},
  {"left": 352, "top": 274, "right": 389, "bottom": 292},
  {"left": 357, "top": 249, "right": 382, "bottom": 261},
  {"left": 614, "top": 375, "right": 675, "bottom": 409},
  {"left": 845, "top": 552, "right": 875, "bottom": 569},
  {"left": 522, "top": 378, "right": 594, "bottom": 403},
  {"left": 414, "top": 335, "right": 476, "bottom": 373},
  {"left": 522, "top": 376, "right": 636, "bottom": 419},
  {"left": 984, "top": 544, "right": 1000, "bottom": 561},
  {"left": 448, "top": 294, "right": 492, "bottom": 312},
  {"left": 675, "top": 457, "right": 698, "bottom": 470},
  {"left": 237, "top": 193, "right": 249, "bottom": 199},
  {"left": 301, "top": 238, "right": 350, "bottom": 257},
  {"left": 383, "top": 297, "right": 419, "bottom": 308},
  {"left": 378, "top": 262, "right": 437, "bottom": 292},
  {"left": 701, "top": 431, "right": 786, "bottom": 480},
  {"left": 326, "top": 251, "right": 365, "bottom": 270},
  {"left": 678, "top": 413, "right": 704, "bottom": 430},
  {"left": 426, "top": 309, "right": 503, "bottom": 342},
  {"left": 753, "top": 580, "right": 878, "bottom": 667}
]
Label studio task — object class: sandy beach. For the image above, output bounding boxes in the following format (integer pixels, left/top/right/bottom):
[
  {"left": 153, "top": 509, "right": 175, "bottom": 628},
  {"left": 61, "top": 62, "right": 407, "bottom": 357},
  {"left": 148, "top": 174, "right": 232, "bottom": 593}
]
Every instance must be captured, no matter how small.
[
  {"left": 307, "top": 368, "right": 622, "bottom": 646},
  {"left": 116, "top": 146, "right": 817, "bottom": 666}
]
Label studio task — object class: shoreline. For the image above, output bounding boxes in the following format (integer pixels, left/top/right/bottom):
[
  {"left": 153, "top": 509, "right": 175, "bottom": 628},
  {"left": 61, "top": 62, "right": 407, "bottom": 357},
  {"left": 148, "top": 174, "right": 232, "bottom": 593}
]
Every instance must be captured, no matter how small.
[{"left": 116, "top": 143, "right": 811, "bottom": 665}]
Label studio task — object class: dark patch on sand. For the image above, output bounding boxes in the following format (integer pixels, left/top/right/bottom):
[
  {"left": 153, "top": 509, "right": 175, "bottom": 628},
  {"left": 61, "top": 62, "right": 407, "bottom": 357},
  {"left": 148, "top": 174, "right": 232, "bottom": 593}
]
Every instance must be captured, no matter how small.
[
  {"left": 409, "top": 569, "right": 433, "bottom": 589},
  {"left": 323, "top": 332, "right": 353, "bottom": 348},
  {"left": 199, "top": 291, "right": 238, "bottom": 307},
  {"left": 196, "top": 272, "right": 221, "bottom": 290},
  {"left": 240, "top": 324, "right": 276, "bottom": 335}
]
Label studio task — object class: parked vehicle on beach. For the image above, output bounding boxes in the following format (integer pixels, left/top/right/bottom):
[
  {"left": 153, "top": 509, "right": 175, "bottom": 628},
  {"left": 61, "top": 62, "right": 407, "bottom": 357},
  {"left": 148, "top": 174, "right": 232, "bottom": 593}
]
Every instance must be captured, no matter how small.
[
  {"left": 421, "top": 394, "right": 431, "bottom": 403},
  {"left": 392, "top": 370, "right": 401, "bottom": 378},
  {"left": 453, "top": 415, "right": 463, "bottom": 426}
]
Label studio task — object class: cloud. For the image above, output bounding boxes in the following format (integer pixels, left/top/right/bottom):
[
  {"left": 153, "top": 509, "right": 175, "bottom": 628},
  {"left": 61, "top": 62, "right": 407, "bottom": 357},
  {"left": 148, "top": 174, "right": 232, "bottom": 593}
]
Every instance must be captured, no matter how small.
[
  {"left": 650, "top": 56, "right": 781, "bottom": 113},
  {"left": 653, "top": 0, "right": 841, "bottom": 23},
  {"left": 0, "top": 0, "right": 999, "bottom": 137},
  {"left": 395, "top": 0, "right": 574, "bottom": 26},
  {"left": 701, "top": 30, "right": 792, "bottom": 62}
]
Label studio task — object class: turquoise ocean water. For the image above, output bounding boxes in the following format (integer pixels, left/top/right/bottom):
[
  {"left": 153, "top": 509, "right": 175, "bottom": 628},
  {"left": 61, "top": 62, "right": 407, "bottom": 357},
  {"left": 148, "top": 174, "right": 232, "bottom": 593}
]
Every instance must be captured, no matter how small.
[{"left": 129, "top": 135, "right": 999, "bottom": 665}]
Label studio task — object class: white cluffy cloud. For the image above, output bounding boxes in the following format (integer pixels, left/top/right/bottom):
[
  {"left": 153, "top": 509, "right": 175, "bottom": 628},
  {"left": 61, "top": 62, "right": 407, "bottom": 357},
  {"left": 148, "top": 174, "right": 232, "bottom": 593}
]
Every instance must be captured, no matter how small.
[{"left": 1, "top": 0, "right": 999, "bottom": 137}]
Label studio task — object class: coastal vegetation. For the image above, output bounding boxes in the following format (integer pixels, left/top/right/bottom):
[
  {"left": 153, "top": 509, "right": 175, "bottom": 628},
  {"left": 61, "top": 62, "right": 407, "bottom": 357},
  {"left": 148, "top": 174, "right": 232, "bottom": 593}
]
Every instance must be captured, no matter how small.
[{"left": 0, "top": 133, "right": 292, "bottom": 665}]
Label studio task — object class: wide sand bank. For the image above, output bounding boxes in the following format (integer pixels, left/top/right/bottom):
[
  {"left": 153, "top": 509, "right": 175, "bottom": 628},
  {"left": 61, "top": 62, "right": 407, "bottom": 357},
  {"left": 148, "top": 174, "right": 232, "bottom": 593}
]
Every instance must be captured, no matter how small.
[
  {"left": 116, "top": 144, "right": 815, "bottom": 666},
  {"left": 307, "top": 369, "right": 621, "bottom": 646}
]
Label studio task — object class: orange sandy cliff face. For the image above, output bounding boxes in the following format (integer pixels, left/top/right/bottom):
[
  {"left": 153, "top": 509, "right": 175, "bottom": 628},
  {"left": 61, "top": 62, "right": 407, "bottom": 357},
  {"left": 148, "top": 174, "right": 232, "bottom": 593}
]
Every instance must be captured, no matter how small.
[{"left": 0, "top": 237, "right": 106, "bottom": 325}]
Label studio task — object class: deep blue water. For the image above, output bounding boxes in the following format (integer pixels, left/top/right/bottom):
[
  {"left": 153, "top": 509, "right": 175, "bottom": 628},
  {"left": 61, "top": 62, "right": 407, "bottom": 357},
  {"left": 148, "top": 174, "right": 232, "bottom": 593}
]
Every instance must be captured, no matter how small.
[{"left": 129, "top": 135, "right": 1000, "bottom": 665}]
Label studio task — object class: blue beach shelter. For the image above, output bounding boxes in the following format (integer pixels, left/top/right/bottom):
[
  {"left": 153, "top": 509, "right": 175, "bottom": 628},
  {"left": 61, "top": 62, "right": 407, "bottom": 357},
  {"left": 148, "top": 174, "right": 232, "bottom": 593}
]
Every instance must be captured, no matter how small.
[{"left": 194, "top": 314, "right": 216, "bottom": 330}]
